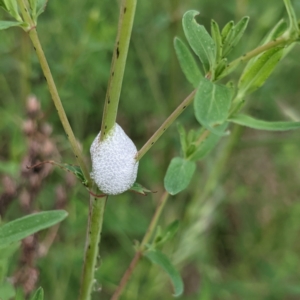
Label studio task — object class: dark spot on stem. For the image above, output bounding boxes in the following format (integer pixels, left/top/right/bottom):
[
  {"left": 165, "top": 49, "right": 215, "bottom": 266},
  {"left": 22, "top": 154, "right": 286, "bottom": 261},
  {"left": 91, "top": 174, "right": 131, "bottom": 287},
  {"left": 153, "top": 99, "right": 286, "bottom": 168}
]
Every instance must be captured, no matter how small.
[
  {"left": 44, "top": 76, "right": 47, "bottom": 81},
  {"left": 243, "top": 53, "right": 246, "bottom": 57},
  {"left": 108, "top": 97, "right": 110, "bottom": 104},
  {"left": 151, "top": 142, "right": 154, "bottom": 145},
  {"left": 124, "top": 7, "right": 127, "bottom": 13},
  {"left": 116, "top": 47, "right": 120, "bottom": 58},
  {"left": 76, "top": 155, "right": 78, "bottom": 158},
  {"left": 112, "top": 71, "right": 114, "bottom": 76},
  {"left": 183, "top": 106, "right": 186, "bottom": 109},
  {"left": 88, "top": 245, "right": 91, "bottom": 249},
  {"left": 33, "top": 47, "right": 36, "bottom": 51},
  {"left": 163, "top": 128, "right": 166, "bottom": 131},
  {"left": 89, "top": 231, "right": 91, "bottom": 234},
  {"left": 105, "top": 125, "right": 107, "bottom": 129}
]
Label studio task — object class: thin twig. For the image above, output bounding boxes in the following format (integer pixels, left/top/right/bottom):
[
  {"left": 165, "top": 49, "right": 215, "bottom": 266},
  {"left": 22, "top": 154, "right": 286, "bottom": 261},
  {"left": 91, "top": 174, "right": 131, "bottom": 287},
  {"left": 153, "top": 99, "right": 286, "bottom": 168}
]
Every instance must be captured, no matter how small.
[
  {"left": 135, "top": 32, "right": 294, "bottom": 161},
  {"left": 136, "top": 90, "right": 196, "bottom": 161},
  {"left": 17, "top": 0, "right": 91, "bottom": 186},
  {"left": 110, "top": 191, "right": 169, "bottom": 300}
]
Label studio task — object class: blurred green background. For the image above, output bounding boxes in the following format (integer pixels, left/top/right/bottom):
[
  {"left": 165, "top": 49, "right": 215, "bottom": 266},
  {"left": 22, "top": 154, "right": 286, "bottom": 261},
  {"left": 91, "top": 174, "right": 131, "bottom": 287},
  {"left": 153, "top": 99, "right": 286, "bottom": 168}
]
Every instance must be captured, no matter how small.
[{"left": 1, "top": 0, "right": 300, "bottom": 299}]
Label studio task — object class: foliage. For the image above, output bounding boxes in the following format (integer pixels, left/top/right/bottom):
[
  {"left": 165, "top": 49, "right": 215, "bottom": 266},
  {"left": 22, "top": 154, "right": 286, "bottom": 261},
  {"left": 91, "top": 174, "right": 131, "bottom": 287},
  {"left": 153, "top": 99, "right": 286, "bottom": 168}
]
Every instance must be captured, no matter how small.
[{"left": 0, "top": 0, "right": 300, "bottom": 299}]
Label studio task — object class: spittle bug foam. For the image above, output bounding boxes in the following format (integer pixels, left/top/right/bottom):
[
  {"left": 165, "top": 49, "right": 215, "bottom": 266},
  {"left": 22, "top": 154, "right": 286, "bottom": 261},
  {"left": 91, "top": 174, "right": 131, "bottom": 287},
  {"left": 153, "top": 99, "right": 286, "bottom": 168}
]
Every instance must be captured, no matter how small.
[{"left": 90, "top": 123, "right": 139, "bottom": 195}]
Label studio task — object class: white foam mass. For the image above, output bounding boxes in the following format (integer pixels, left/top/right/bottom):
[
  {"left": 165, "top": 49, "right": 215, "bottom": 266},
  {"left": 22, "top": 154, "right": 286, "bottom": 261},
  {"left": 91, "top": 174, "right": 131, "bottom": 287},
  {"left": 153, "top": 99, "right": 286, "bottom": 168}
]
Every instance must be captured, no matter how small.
[{"left": 90, "top": 123, "right": 139, "bottom": 195}]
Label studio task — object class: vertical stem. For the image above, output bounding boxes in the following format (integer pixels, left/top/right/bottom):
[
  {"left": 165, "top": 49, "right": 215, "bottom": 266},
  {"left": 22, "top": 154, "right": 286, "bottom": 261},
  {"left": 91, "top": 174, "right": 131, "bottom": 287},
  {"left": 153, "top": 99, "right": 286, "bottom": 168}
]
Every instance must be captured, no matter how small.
[
  {"left": 79, "top": 192, "right": 107, "bottom": 300},
  {"left": 28, "top": 29, "right": 91, "bottom": 184},
  {"left": 17, "top": 0, "right": 91, "bottom": 185},
  {"left": 80, "top": 1, "right": 137, "bottom": 299},
  {"left": 110, "top": 191, "right": 169, "bottom": 300},
  {"left": 100, "top": 0, "right": 137, "bottom": 140},
  {"left": 20, "top": 31, "right": 31, "bottom": 103}
]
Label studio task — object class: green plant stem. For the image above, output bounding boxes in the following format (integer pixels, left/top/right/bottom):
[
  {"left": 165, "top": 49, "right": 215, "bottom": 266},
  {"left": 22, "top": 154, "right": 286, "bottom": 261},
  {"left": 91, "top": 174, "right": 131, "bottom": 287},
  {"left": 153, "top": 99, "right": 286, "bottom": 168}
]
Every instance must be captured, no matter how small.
[
  {"left": 194, "top": 129, "right": 210, "bottom": 147},
  {"left": 79, "top": 1, "right": 137, "bottom": 298},
  {"left": 17, "top": 0, "right": 91, "bottom": 186},
  {"left": 220, "top": 35, "right": 289, "bottom": 79},
  {"left": 110, "top": 191, "right": 169, "bottom": 300},
  {"left": 79, "top": 191, "right": 107, "bottom": 300},
  {"left": 136, "top": 33, "right": 294, "bottom": 161},
  {"left": 136, "top": 90, "right": 196, "bottom": 161},
  {"left": 100, "top": 0, "right": 137, "bottom": 140}
]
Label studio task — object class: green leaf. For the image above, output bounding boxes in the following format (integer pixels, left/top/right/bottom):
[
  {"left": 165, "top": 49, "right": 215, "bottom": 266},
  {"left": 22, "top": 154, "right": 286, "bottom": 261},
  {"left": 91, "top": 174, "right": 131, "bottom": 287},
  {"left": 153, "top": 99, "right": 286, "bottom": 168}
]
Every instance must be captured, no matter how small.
[
  {"left": 30, "top": 287, "right": 44, "bottom": 300},
  {"left": 221, "top": 20, "right": 234, "bottom": 42},
  {"left": 145, "top": 250, "right": 184, "bottom": 297},
  {"left": 162, "top": 220, "right": 179, "bottom": 240},
  {"left": 182, "top": 10, "right": 215, "bottom": 73},
  {"left": 231, "top": 17, "right": 249, "bottom": 49},
  {"left": 284, "top": 0, "right": 299, "bottom": 38},
  {"left": 28, "top": 0, "right": 37, "bottom": 19},
  {"left": 194, "top": 78, "right": 232, "bottom": 134},
  {"left": 29, "top": 0, "right": 47, "bottom": 21},
  {"left": 154, "top": 220, "right": 179, "bottom": 247},
  {"left": 238, "top": 47, "right": 283, "bottom": 96},
  {"left": 211, "top": 19, "right": 222, "bottom": 62},
  {"left": 2, "top": 0, "right": 22, "bottom": 21},
  {"left": 214, "top": 57, "right": 228, "bottom": 79},
  {"left": 164, "top": 157, "right": 196, "bottom": 195},
  {"left": 27, "top": 160, "right": 88, "bottom": 187},
  {"left": 0, "top": 20, "right": 23, "bottom": 30},
  {"left": 129, "top": 182, "right": 154, "bottom": 196},
  {"left": 61, "top": 163, "right": 87, "bottom": 186},
  {"left": 222, "top": 21, "right": 235, "bottom": 53},
  {"left": 0, "top": 0, "right": 7, "bottom": 10},
  {"left": 188, "top": 123, "right": 227, "bottom": 161},
  {"left": 229, "top": 114, "right": 300, "bottom": 131},
  {"left": 36, "top": 0, "right": 47, "bottom": 17},
  {"left": 262, "top": 19, "right": 287, "bottom": 45},
  {"left": 177, "top": 123, "right": 188, "bottom": 155},
  {"left": 0, "top": 210, "right": 68, "bottom": 248},
  {"left": 242, "top": 20, "right": 287, "bottom": 76},
  {"left": 223, "top": 17, "right": 249, "bottom": 57},
  {"left": 174, "top": 37, "right": 202, "bottom": 88}
]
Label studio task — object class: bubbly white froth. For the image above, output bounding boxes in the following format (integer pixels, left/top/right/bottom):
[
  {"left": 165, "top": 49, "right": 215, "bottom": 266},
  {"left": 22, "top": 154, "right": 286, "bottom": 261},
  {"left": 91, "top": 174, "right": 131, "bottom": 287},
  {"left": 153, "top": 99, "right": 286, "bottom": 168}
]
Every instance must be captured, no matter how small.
[{"left": 90, "top": 124, "right": 139, "bottom": 195}]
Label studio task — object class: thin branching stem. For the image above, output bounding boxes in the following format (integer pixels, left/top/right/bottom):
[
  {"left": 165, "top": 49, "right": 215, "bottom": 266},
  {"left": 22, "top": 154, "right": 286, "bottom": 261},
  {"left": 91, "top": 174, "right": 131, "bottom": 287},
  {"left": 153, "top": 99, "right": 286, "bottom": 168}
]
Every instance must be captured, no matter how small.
[
  {"left": 136, "top": 90, "right": 196, "bottom": 161},
  {"left": 17, "top": 0, "right": 91, "bottom": 185},
  {"left": 111, "top": 191, "right": 169, "bottom": 300},
  {"left": 220, "top": 35, "right": 290, "bottom": 79},
  {"left": 136, "top": 31, "right": 296, "bottom": 161}
]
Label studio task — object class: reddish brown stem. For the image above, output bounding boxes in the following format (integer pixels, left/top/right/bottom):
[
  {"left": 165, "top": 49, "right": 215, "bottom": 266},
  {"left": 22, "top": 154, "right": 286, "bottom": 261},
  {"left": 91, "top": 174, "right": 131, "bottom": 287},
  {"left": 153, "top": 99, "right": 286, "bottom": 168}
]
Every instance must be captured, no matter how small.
[{"left": 110, "top": 251, "right": 143, "bottom": 300}]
